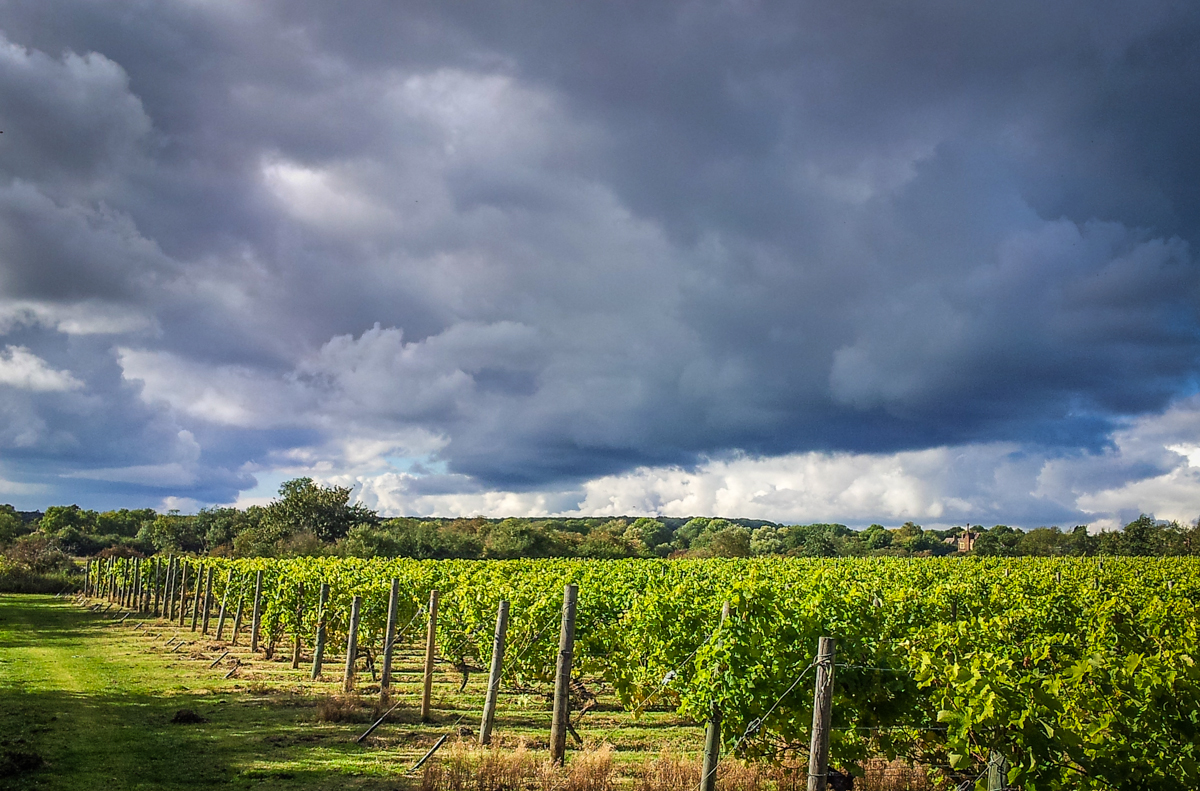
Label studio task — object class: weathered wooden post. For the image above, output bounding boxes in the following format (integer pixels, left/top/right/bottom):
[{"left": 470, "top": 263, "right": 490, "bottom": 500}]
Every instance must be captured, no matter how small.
[
  {"left": 379, "top": 578, "right": 400, "bottom": 702},
  {"left": 83, "top": 558, "right": 92, "bottom": 598},
  {"left": 190, "top": 565, "right": 203, "bottom": 631},
  {"left": 806, "top": 637, "right": 836, "bottom": 791},
  {"left": 701, "top": 601, "right": 731, "bottom": 791},
  {"left": 343, "top": 595, "right": 362, "bottom": 693},
  {"left": 311, "top": 583, "right": 330, "bottom": 680},
  {"left": 421, "top": 590, "right": 440, "bottom": 721},
  {"left": 152, "top": 557, "right": 162, "bottom": 615},
  {"left": 291, "top": 582, "right": 305, "bottom": 669},
  {"left": 200, "top": 566, "right": 215, "bottom": 635},
  {"left": 178, "top": 562, "right": 189, "bottom": 627},
  {"left": 550, "top": 583, "right": 579, "bottom": 765},
  {"left": 250, "top": 570, "right": 264, "bottom": 652},
  {"left": 215, "top": 569, "right": 233, "bottom": 641},
  {"left": 163, "top": 558, "right": 176, "bottom": 620},
  {"left": 478, "top": 599, "right": 510, "bottom": 745},
  {"left": 987, "top": 751, "right": 1009, "bottom": 791},
  {"left": 231, "top": 594, "right": 245, "bottom": 645}
]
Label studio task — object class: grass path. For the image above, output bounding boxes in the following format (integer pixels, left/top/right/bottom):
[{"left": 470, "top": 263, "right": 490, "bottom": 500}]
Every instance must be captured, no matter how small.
[
  {"left": 0, "top": 595, "right": 703, "bottom": 791},
  {"left": 0, "top": 595, "right": 420, "bottom": 790}
]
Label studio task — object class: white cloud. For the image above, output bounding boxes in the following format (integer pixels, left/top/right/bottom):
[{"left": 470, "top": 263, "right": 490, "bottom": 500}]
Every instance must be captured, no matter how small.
[{"left": 0, "top": 345, "right": 82, "bottom": 392}]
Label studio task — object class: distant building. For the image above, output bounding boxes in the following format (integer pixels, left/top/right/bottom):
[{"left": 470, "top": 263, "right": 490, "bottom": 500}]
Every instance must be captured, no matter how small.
[{"left": 943, "top": 527, "right": 979, "bottom": 553}]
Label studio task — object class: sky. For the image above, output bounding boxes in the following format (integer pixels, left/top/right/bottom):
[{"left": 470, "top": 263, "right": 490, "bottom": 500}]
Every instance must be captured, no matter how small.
[{"left": 1, "top": 0, "right": 1199, "bottom": 529}]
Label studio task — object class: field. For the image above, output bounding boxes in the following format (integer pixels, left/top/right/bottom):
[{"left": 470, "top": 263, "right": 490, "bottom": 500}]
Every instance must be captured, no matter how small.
[{"left": 8, "top": 557, "right": 1200, "bottom": 790}]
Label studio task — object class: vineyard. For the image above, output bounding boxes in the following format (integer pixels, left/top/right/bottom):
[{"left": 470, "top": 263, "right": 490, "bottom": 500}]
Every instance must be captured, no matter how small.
[{"left": 81, "top": 556, "right": 1200, "bottom": 790}]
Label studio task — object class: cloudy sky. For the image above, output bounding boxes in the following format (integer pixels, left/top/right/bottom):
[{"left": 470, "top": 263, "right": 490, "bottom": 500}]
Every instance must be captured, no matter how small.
[{"left": 1, "top": 1, "right": 1199, "bottom": 528}]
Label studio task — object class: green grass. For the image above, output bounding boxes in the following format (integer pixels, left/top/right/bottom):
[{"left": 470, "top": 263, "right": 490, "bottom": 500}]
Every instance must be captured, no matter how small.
[{"left": 0, "top": 595, "right": 705, "bottom": 790}]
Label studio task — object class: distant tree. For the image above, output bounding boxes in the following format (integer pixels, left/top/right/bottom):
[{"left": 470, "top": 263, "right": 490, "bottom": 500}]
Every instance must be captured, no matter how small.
[
  {"left": 623, "top": 517, "right": 671, "bottom": 555},
  {"left": 39, "top": 505, "right": 99, "bottom": 535},
  {"left": 138, "top": 512, "right": 205, "bottom": 554},
  {"left": 674, "top": 518, "right": 711, "bottom": 549},
  {"left": 96, "top": 509, "right": 157, "bottom": 538},
  {"left": 195, "top": 506, "right": 263, "bottom": 551},
  {"left": 862, "top": 524, "right": 892, "bottom": 551},
  {"left": 707, "top": 525, "right": 752, "bottom": 557},
  {"left": 1017, "top": 526, "right": 1072, "bottom": 556},
  {"left": 0, "top": 505, "right": 29, "bottom": 546},
  {"left": 484, "top": 519, "right": 567, "bottom": 559},
  {"left": 258, "top": 478, "right": 378, "bottom": 543},
  {"left": 750, "top": 525, "right": 785, "bottom": 556},
  {"left": 974, "top": 525, "right": 1023, "bottom": 557}
]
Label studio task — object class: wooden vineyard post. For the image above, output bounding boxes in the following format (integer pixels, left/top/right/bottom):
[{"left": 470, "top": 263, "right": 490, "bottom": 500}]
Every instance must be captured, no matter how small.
[
  {"left": 343, "top": 595, "right": 362, "bottom": 693},
  {"left": 987, "top": 751, "right": 1010, "bottom": 791},
  {"left": 379, "top": 578, "right": 400, "bottom": 702},
  {"left": 178, "top": 563, "right": 189, "bottom": 627},
  {"left": 250, "top": 570, "right": 264, "bottom": 652},
  {"left": 550, "top": 583, "right": 579, "bottom": 766},
  {"left": 132, "top": 559, "right": 140, "bottom": 610},
  {"left": 421, "top": 590, "right": 440, "bottom": 721},
  {"left": 291, "top": 583, "right": 305, "bottom": 669},
  {"left": 163, "top": 558, "right": 176, "bottom": 620},
  {"left": 478, "top": 599, "right": 510, "bottom": 745},
  {"left": 83, "top": 559, "right": 92, "bottom": 598},
  {"left": 807, "top": 637, "right": 836, "bottom": 791},
  {"left": 701, "top": 601, "right": 731, "bottom": 791},
  {"left": 153, "top": 557, "right": 162, "bottom": 615},
  {"left": 126, "top": 560, "right": 135, "bottom": 608},
  {"left": 231, "top": 595, "right": 245, "bottom": 645},
  {"left": 201, "top": 566, "right": 215, "bottom": 635},
  {"left": 215, "top": 569, "right": 233, "bottom": 641},
  {"left": 190, "top": 565, "right": 203, "bottom": 631},
  {"left": 311, "top": 583, "right": 330, "bottom": 680}
]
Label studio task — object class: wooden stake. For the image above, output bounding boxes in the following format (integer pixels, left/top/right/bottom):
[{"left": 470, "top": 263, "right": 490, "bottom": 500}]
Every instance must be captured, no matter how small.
[
  {"left": 153, "top": 557, "right": 162, "bottom": 615},
  {"left": 987, "top": 751, "right": 1009, "bottom": 791},
  {"left": 250, "top": 570, "right": 264, "bottom": 653},
  {"left": 84, "top": 558, "right": 92, "bottom": 598},
  {"left": 231, "top": 595, "right": 245, "bottom": 645},
  {"left": 806, "top": 637, "right": 836, "bottom": 791},
  {"left": 479, "top": 599, "right": 509, "bottom": 745},
  {"left": 200, "top": 566, "right": 215, "bottom": 635},
  {"left": 291, "top": 582, "right": 304, "bottom": 669},
  {"left": 215, "top": 569, "right": 233, "bottom": 641},
  {"left": 550, "top": 583, "right": 578, "bottom": 765},
  {"left": 189, "top": 565, "right": 202, "bottom": 631},
  {"left": 421, "top": 589, "right": 440, "bottom": 721},
  {"left": 701, "top": 601, "right": 730, "bottom": 791},
  {"left": 311, "top": 582, "right": 330, "bottom": 680},
  {"left": 178, "top": 562, "right": 189, "bottom": 627},
  {"left": 343, "top": 595, "right": 362, "bottom": 693},
  {"left": 380, "top": 578, "right": 400, "bottom": 702},
  {"left": 164, "top": 558, "right": 176, "bottom": 621}
]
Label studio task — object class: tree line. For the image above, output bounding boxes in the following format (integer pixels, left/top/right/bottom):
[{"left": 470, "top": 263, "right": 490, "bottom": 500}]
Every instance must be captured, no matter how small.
[{"left": 2, "top": 479, "right": 1198, "bottom": 577}]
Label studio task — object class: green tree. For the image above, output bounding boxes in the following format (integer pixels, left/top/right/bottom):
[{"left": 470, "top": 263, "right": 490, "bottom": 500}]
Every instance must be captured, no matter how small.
[
  {"left": 137, "top": 512, "right": 205, "bottom": 554},
  {"left": 707, "top": 525, "right": 752, "bottom": 557},
  {"left": 0, "top": 505, "right": 29, "bottom": 546},
  {"left": 974, "top": 525, "right": 1023, "bottom": 557},
  {"left": 39, "top": 505, "right": 99, "bottom": 535},
  {"left": 259, "top": 478, "right": 378, "bottom": 543}
]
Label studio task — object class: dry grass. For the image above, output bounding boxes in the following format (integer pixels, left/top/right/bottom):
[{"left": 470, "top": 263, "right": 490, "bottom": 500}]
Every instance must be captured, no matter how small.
[
  {"left": 315, "top": 693, "right": 379, "bottom": 723},
  {"left": 633, "top": 750, "right": 699, "bottom": 791},
  {"left": 420, "top": 742, "right": 615, "bottom": 791},
  {"left": 421, "top": 749, "right": 943, "bottom": 791}
]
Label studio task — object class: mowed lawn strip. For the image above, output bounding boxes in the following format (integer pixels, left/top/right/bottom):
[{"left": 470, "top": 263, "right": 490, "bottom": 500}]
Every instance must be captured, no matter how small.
[
  {"left": 0, "top": 595, "right": 704, "bottom": 791},
  {"left": 0, "top": 595, "right": 419, "bottom": 790}
]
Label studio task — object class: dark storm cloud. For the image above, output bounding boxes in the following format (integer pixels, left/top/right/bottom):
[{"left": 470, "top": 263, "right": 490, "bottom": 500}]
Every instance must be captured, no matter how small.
[{"left": 0, "top": 0, "right": 1199, "bottom": 514}]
